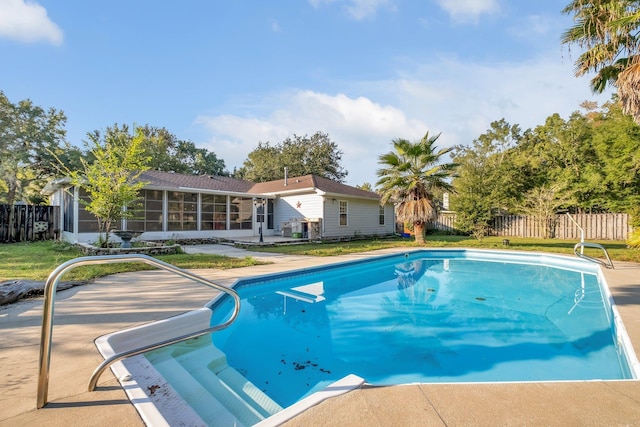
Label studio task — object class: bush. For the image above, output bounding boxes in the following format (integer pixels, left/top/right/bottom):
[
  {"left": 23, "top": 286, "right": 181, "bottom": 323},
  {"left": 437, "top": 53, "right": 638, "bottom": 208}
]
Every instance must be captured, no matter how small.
[{"left": 628, "top": 229, "right": 640, "bottom": 249}]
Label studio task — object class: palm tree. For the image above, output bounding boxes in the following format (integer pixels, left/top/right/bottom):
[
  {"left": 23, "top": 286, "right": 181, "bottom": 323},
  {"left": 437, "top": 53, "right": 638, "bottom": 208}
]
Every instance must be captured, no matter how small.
[
  {"left": 376, "top": 132, "right": 458, "bottom": 245},
  {"left": 561, "top": 0, "right": 640, "bottom": 122}
]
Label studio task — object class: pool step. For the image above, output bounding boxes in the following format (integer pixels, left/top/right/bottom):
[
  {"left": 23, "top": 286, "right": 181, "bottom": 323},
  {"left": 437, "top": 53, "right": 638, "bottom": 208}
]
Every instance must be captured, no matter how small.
[
  {"left": 150, "top": 343, "right": 282, "bottom": 426},
  {"left": 153, "top": 358, "right": 244, "bottom": 426},
  {"left": 216, "top": 364, "right": 283, "bottom": 417},
  {"left": 176, "top": 346, "right": 283, "bottom": 422}
]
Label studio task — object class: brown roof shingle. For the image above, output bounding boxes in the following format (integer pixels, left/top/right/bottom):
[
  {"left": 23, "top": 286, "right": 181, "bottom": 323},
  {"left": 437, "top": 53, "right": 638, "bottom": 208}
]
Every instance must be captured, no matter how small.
[
  {"left": 248, "top": 174, "right": 380, "bottom": 200},
  {"left": 135, "top": 171, "right": 379, "bottom": 200},
  {"left": 139, "top": 170, "right": 254, "bottom": 193}
]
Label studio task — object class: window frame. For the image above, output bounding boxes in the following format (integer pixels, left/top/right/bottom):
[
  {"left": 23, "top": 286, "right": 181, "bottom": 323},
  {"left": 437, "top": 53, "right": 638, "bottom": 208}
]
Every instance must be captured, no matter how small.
[
  {"left": 379, "top": 204, "right": 385, "bottom": 225},
  {"left": 201, "top": 194, "right": 228, "bottom": 231},
  {"left": 339, "top": 200, "right": 348, "bottom": 226},
  {"left": 229, "top": 197, "right": 253, "bottom": 230},
  {"left": 167, "top": 191, "right": 198, "bottom": 231}
]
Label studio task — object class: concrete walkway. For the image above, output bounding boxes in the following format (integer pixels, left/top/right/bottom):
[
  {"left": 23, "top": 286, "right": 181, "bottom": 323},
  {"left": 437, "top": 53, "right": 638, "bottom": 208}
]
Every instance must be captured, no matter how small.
[
  {"left": 181, "top": 243, "right": 316, "bottom": 265},
  {"left": 1, "top": 246, "right": 639, "bottom": 426}
]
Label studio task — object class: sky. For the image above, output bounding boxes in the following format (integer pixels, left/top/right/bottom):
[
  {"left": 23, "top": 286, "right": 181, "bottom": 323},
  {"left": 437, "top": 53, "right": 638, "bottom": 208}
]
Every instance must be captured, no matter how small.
[{"left": 0, "top": 0, "right": 612, "bottom": 187}]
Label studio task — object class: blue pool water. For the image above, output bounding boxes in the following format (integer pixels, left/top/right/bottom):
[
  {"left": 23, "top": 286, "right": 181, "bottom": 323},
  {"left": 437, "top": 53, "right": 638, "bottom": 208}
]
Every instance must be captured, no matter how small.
[{"left": 203, "top": 250, "right": 632, "bottom": 408}]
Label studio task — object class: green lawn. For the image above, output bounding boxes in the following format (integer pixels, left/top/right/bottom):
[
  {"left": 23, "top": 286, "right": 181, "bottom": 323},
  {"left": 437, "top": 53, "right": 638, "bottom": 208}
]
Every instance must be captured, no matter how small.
[
  {"left": 251, "top": 235, "right": 640, "bottom": 262},
  {"left": 0, "top": 241, "right": 265, "bottom": 282},
  {"left": 1, "top": 236, "right": 637, "bottom": 283}
]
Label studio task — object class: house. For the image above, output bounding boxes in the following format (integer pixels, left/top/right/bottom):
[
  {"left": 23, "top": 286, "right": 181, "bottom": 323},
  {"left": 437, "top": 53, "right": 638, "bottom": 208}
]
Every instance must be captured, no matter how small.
[{"left": 43, "top": 170, "right": 395, "bottom": 243}]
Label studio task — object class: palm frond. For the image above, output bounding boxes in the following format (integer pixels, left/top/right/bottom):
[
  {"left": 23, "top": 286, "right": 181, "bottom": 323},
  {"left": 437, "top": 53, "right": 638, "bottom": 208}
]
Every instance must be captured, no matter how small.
[{"left": 617, "top": 60, "right": 640, "bottom": 123}]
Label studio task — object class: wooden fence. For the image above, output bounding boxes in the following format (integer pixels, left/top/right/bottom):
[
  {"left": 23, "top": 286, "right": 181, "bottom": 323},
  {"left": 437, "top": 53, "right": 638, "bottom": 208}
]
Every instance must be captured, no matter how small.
[
  {"left": 428, "top": 213, "right": 631, "bottom": 241},
  {"left": 0, "top": 205, "right": 59, "bottom": 243}
]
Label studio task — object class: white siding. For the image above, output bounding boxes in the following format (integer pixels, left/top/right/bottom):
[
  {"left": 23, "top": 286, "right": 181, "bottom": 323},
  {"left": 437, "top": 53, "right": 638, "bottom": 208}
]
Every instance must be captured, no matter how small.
[
  {"left": 322, "top": 198, "right": 395, "bottom": 238},
  {"left": 274, "top": 193, "right": 323, "bottom": 231}
]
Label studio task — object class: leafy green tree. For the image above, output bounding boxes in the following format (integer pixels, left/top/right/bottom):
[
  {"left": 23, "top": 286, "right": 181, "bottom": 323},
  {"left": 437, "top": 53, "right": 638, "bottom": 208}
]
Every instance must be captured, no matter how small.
[
  {"left": 521, "top": 112, "right": 602, "bottom": 212},
  {"left": 356, "top": 182, "right": 374, "bottom": 192},
  {"left": 238, "top": 132, "right": 347, "bottom": 182},
  {"left": 376, "top": 132, "right": 458, "bottom": 245},
  {"left": 562, "top": 0, "right": 640, "bottom": 122},
  {"left": 589, "top": 99, "right": 640, "bottom": 211},
  {"left": 0, "top": 91, "right": 69, "bottom": 205},
  {"left": 508, "top": 101, "right": 638, "bottom": 214},
  {"left": 138, "top": 125, "right": 227, "bottom": 175},
  {"left": 67, "top": 126, "right": 150, "bottom": 247},
  {"left": 450, "top": 145, "right": 496, "bottom": 239},
  {"left": 450, "top": 100, "right": 639, "bottom": 228},
  {"left": 451, "top": 120, "right": 524, "bottom": 238},
  {"left": 237, "top": 142, "right": 281, "bottom": 181}
]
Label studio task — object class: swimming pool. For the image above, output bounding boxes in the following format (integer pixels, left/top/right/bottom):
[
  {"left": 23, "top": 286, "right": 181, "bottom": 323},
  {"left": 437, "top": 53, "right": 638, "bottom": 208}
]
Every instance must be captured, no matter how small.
[
  {"left": 96, "top": 249, "right": 639, "bottom": 426},
  {"left": 206, "top": 249, "right": 634, "bottom": 407}
]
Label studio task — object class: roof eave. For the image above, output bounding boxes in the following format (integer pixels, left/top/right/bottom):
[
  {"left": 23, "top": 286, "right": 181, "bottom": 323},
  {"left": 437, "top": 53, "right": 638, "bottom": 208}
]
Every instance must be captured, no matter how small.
[
  {"left": 41, "top": 177, "right": 73, "bottom": 195},
  {"left": 321, "top": 191, "right": 381, "bottom": 201}
]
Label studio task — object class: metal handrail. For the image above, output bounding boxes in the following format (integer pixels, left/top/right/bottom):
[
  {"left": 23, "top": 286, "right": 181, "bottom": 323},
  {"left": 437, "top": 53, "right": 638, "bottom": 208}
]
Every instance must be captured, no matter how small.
[
  {"left": 566, "top": 213, "right": 585, "bottom": 254},
  {"left": 573, "top": 242, "right": 615, "bottom": 269},
  {"left": 37, "top": 254, "right": 241, "bottom": 409}
]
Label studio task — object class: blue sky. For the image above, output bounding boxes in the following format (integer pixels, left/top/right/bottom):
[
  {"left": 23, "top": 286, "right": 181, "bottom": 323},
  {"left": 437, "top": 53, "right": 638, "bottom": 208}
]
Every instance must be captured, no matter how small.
[{"left": 1, "top": 0, "right": 610, "bottom": 187}]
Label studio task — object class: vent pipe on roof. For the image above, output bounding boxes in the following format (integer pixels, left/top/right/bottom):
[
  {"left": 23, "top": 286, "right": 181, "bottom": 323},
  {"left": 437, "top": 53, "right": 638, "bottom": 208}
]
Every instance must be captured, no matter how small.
[{"left": 284, "top": 167, "right": 288, "bottom": 186}]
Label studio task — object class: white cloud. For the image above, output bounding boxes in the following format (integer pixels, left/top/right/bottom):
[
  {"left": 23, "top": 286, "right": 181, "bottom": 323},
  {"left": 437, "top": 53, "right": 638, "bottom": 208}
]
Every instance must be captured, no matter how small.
[
  {"left": 382, "top": 53, "right": 611, "bottom": 152},
  {"left": 0, "top": 0, "right": 63, "bottom": 45},
  {"left": 507, "top": 14, "right": 563, "bottom": 43},
  {"left": 308, "top": 0, "right": 395, "bottom": 20},
  {"left": 194, "top": 54, "right": 609, "bottom": 187},
  {"left": 345, "top": 0, "right": 395, "bottom": 20},
  {"left": 195, "top": 90, "right": 426, "bottom": 185},
  {"left": 434, "top": 0, "right": 501, "bottom": 23},
  {"left": 194, "top": 114, "right": 291, "bottom": 171}
]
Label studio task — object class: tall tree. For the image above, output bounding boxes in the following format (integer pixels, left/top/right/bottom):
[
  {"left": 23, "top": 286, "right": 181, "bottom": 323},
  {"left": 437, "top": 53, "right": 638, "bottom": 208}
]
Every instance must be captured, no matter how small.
[
  {"left": 522, "top": 112, "right": 602, "bottom": 211},
  {"left": 238, "top": 132, "right": 348, "bottom": 182},
  {"left": 376, "top": 132, "right": 458, "bottom": 245},
  {"left": 562, "top": 0, "right": 640, "bottom": 122},
  {"left": 589, "top": 99, "right": 640, "bottom": 211},
  {"left": 0, "top": 91, "right": 68, "bottom": 205},
  {"left": 451, "top": 120, "right": 524, "bottom": 238},
  {"left": 67, "top": 126, "right": 150, "bottom": 247},
  {"left": 237, "top": 142, "right": 281, "bottom": 181},
  {"left": 447, "top": 99, "right": 640, "bottom": 231},
  {"left": 138, "top": 125, "right": 227, "bottom": 176}
]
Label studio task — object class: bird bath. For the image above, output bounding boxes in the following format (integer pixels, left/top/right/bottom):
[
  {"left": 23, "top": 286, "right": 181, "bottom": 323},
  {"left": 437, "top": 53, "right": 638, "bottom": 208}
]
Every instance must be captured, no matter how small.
[{"left": 112, "top": 230, "right": 141, "bottom": 248}]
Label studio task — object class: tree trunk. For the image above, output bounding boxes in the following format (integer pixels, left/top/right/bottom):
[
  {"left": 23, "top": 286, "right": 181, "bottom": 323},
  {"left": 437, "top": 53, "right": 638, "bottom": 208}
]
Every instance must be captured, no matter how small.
[
  {"left": 104, "top": 219, "right": 113, "bottom": 247},
  {"left": 414, "top": 222, "right": 425, "bottom": 245}
]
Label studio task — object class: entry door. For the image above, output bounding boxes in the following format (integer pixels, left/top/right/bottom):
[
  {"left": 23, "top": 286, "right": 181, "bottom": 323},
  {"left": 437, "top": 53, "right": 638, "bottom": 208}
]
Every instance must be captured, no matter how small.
[{"left": 253, "top": 202, "right": 265, "bottom": 237}]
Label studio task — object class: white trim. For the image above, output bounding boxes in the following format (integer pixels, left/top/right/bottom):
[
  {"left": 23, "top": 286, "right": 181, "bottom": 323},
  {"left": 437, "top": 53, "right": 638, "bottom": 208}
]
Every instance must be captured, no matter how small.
[{"left": 254, "top": 375, "right": 365, "bottom": 427}]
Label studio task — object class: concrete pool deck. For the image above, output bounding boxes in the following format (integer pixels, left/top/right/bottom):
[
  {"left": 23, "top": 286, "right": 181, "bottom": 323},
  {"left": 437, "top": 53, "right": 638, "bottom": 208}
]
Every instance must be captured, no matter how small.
[{"left": 1, "top": 245, "right": 639, "bottom": 426}]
